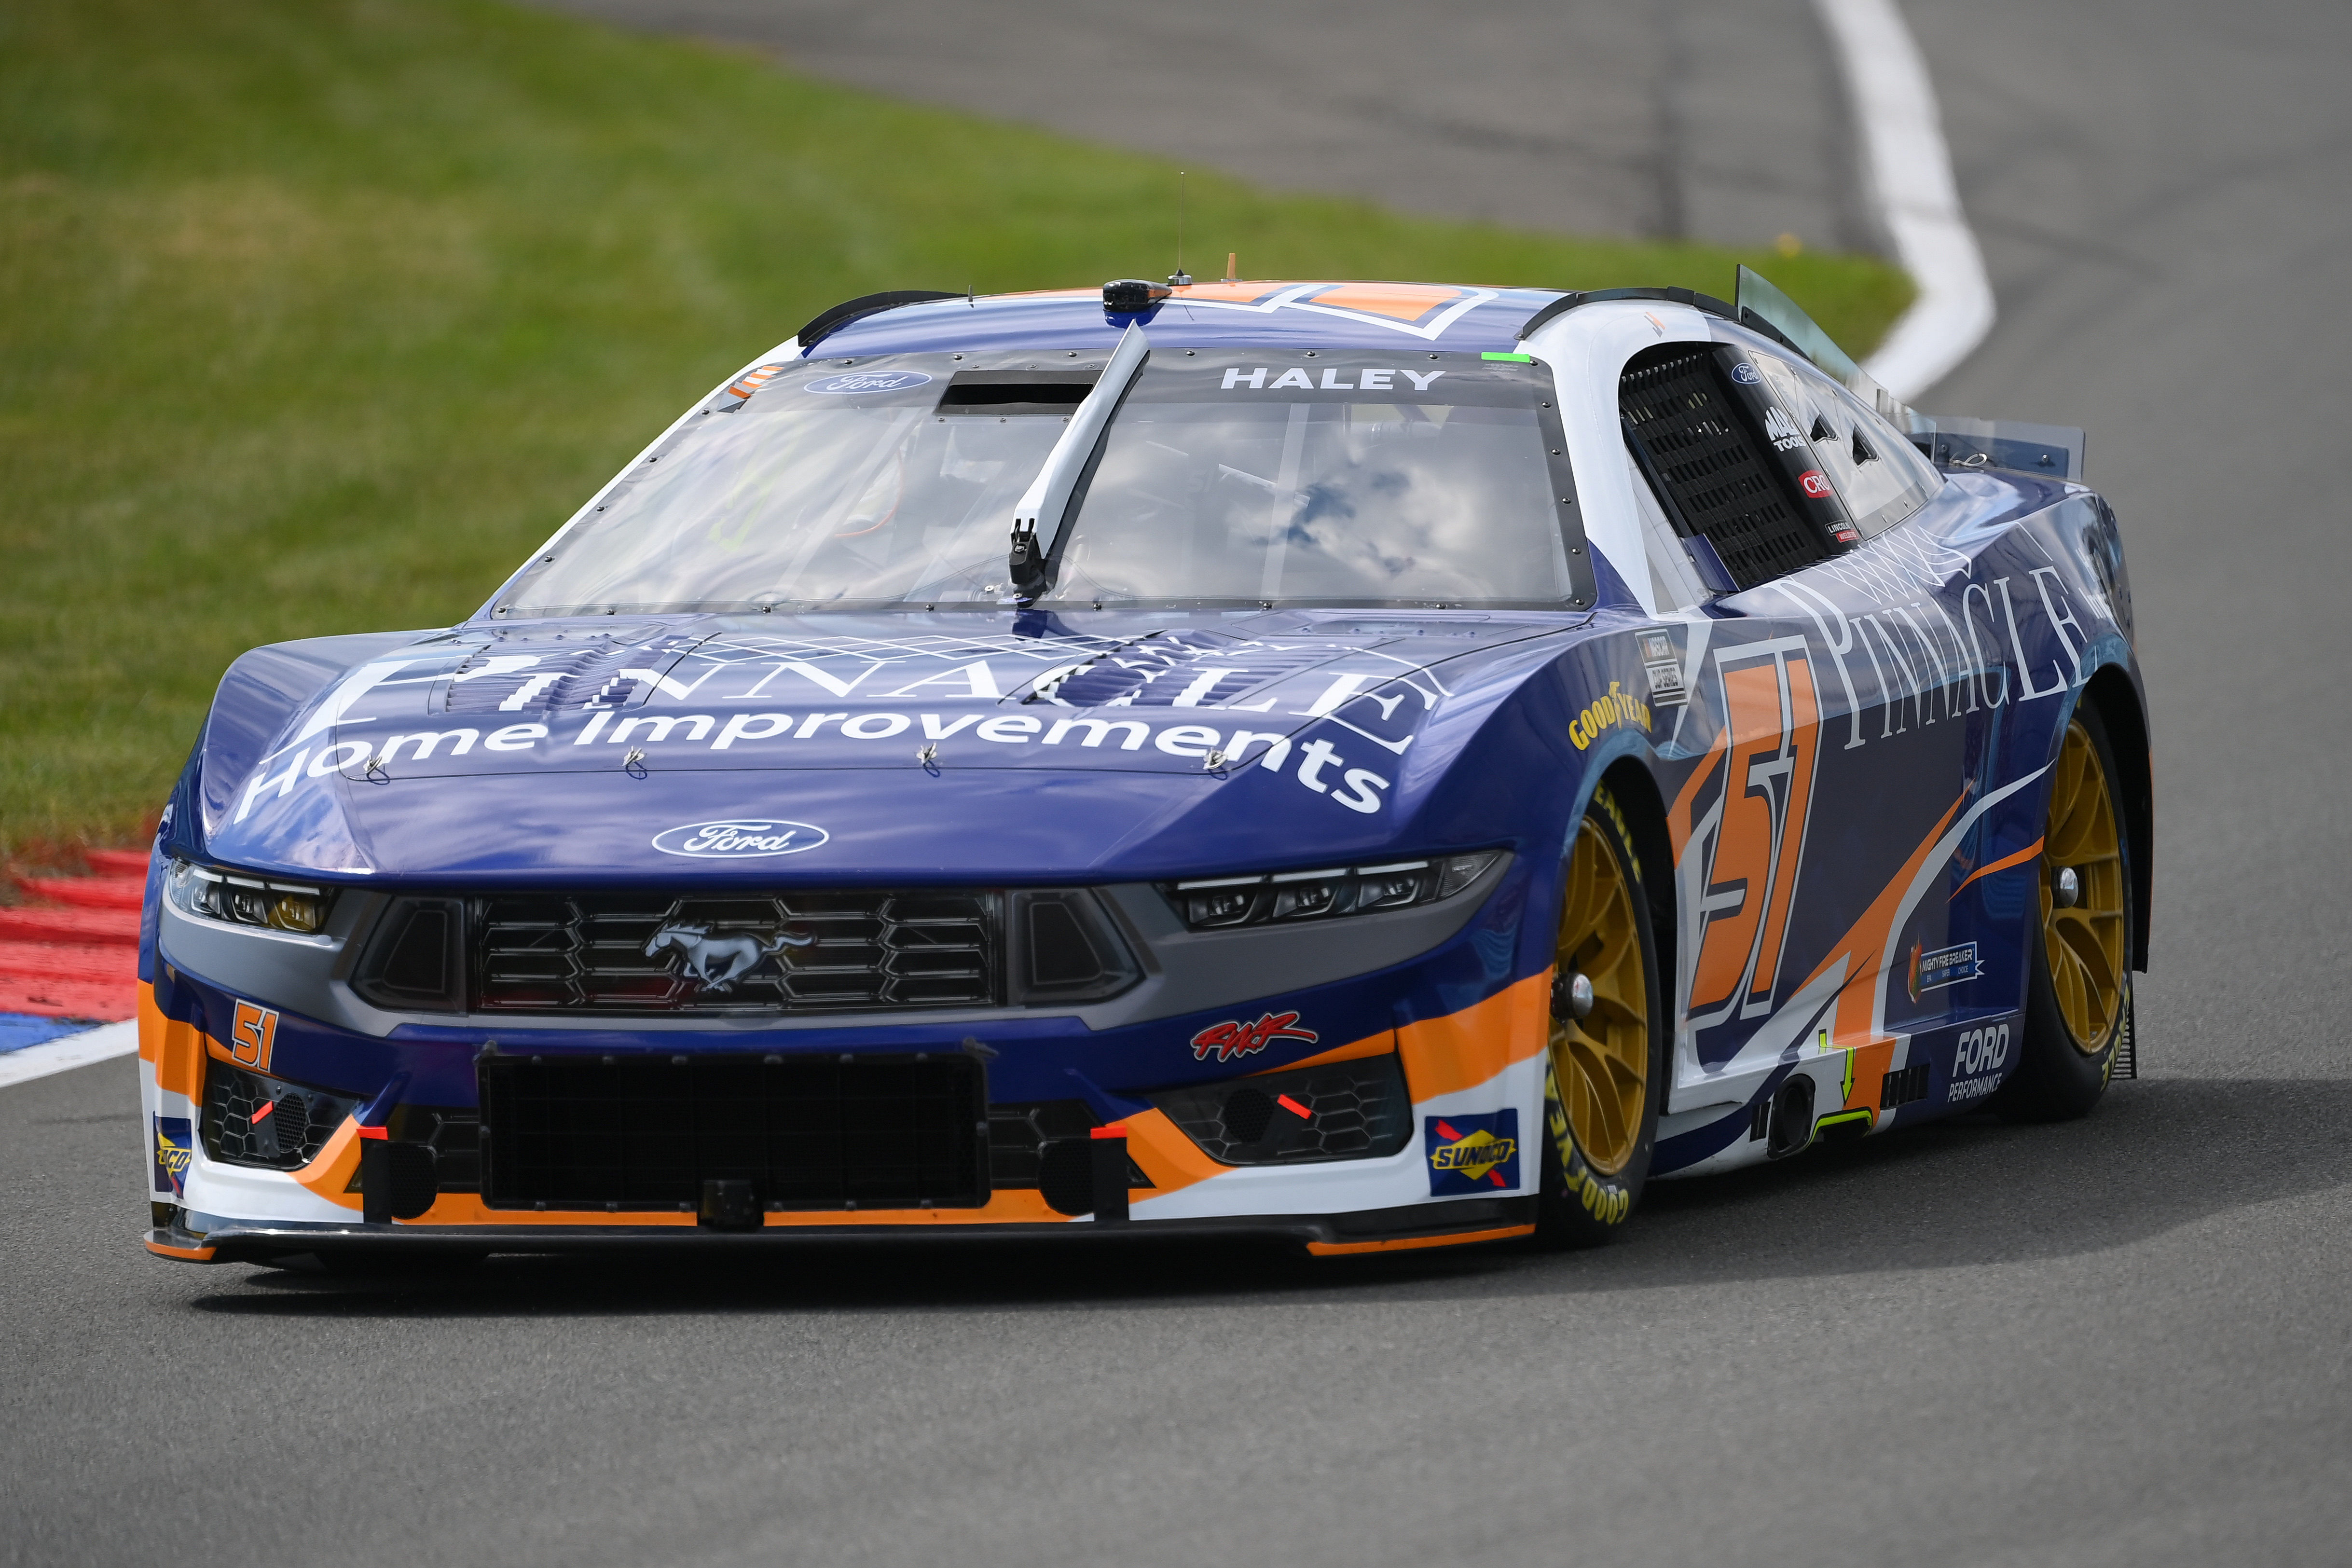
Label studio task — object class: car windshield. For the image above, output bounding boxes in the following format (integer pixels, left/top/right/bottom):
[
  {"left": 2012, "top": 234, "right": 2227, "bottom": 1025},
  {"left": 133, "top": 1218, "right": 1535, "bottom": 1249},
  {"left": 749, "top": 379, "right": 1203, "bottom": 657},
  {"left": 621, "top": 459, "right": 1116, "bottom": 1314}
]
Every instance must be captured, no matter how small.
[
  {"left": 495, "top": 348, "right": 1579, "bottom": 615},
  {"left": 497, "top": 353, "right": 1085, "bottom": 615},
  {"left": 1041, "top": 352, "right": 1578, "bottom": 609}
]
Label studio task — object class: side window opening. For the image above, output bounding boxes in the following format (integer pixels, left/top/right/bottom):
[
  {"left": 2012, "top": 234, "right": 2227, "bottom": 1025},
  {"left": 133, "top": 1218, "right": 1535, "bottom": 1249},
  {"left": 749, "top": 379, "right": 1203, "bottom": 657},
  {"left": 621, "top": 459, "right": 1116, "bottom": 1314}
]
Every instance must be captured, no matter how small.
[
  {"left": 1617, "top": 343, "right": 1854, "bottom": 591},
  {"left": 1747, "top": 351, "right": 1943, "bottom": 539}
]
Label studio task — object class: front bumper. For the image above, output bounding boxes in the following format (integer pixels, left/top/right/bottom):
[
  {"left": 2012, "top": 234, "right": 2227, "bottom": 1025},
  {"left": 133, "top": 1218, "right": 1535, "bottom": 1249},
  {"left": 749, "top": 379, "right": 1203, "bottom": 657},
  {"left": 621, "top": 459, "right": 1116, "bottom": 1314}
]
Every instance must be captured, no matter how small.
[
  {"left": 146, "top": 1196, "right": 1539, "bottom": 1264},
  {"left": 138, "top": 854, "right": 1561, "bottom": 1257}
]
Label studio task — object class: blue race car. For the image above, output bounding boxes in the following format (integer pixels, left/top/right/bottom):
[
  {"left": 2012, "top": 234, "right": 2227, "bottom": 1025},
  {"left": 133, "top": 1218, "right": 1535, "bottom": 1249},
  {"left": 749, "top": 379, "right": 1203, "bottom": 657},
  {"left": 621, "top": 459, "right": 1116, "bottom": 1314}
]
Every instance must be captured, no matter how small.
[{"left": 138, "top": 270, "right": 2146, "bottom": 1264}]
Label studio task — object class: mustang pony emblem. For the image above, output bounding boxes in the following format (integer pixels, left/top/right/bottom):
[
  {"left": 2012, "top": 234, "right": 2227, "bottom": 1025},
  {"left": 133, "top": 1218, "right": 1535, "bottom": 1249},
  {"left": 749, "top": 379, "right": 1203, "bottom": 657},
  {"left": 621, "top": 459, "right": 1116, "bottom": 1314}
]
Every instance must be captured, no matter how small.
[{"left": 645, "top": 924, "right": 815, "bottom": 993}]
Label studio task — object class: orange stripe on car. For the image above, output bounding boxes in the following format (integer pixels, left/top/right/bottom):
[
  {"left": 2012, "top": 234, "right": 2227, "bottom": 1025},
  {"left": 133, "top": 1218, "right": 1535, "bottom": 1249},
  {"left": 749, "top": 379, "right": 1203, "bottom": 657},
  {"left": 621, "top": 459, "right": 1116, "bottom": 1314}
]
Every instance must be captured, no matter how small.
[
  {"left": 1252, "top": 1028, "right": 1396, "bottom": 1075},
  {"left": 1306, "top": 1223, "right": 1534, "bottom": 1256},
  {"left": 1951, "top": 835, "right": 2044, "bottom": 899},
  {"left": 1302, "top": 283, "right": 1464, "bottom": 322},
  {"left": 1794, "top": 790, "right": 1968, "bottom": 1106},
  {"left": 1396, "top": 971, "right": 1550, "bottom": 1101},
  {"left": 140, "top": 982, "right": 206, "bottom": 1099}
]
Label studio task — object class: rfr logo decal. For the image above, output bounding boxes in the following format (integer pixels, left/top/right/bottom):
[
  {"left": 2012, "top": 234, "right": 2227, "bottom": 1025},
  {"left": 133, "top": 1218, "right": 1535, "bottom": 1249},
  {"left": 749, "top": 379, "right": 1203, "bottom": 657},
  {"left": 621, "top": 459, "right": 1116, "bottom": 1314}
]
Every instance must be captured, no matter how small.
[
  {"left": 1190, "top": 1011, "right": 1317, "bottom": 1064},
  {"left": 228, "top": 1001, "right": 278, "bottom": 1072},
  {"left": 1687, "top": 640, "right": 1822, "bottom": 1029}
]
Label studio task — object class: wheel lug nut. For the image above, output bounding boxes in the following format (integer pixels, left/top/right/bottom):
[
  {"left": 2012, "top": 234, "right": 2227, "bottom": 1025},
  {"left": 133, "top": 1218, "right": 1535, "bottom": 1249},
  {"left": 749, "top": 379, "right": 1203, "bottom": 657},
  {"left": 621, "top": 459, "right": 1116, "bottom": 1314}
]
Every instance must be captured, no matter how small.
[
  {"left": 2054, "top": 866, "right": 2082, "bottom": 908},
  {"left": 1554, "top": 970, "right": 1596, "bottom": 1020}
]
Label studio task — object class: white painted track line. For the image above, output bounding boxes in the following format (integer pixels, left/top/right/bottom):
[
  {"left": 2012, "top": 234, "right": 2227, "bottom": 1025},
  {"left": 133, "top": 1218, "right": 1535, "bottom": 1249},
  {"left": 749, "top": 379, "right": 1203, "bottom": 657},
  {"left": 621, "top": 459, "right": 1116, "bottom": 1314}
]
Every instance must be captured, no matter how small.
[
  {"left": 0, "top": 1018, "right": 138, "bottom": 1088},
  {"left": 1814, "top": 0, "right": 1996, "bottom": 400}
]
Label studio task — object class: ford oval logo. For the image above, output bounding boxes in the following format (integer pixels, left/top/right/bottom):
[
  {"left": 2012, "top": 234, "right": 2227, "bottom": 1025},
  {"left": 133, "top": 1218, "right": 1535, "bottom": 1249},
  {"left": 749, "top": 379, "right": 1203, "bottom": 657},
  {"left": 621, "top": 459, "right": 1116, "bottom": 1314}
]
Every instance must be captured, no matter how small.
[
  {"left": 804, "top": 370, "right": 932, "bottom": 395},
  {"left": 1730, "top": 360, "right": 1761, "bottom": 385},
  {"left": 651, "top": 819, "right": 830, "bottom": 858}
]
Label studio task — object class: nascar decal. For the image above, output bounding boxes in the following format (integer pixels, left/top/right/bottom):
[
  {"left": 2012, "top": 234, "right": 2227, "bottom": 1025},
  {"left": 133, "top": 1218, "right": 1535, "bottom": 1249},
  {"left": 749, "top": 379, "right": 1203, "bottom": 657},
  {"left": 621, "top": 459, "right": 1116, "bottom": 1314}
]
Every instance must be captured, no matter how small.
[
  {"left": 1427, "top": 1111, "right": 1519, "bottom": 1195},
  {"left": 152, "top": 1115, "right": 192, "bottom": 1198},
  {"left": 227, "top": 1000, "right": 278, "bottom": 1072},
  {"left": 1191, "top": 1011, "right": 1317, "bottom": 1064}
]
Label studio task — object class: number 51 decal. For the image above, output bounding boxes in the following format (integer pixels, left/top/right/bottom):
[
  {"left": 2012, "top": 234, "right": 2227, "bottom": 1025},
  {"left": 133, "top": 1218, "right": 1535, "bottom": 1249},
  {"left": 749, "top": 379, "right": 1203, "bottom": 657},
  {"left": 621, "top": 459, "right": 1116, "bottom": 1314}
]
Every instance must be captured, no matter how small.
[{"left": 1684, "top": 639, "right": 1822, "bottom": 1031}]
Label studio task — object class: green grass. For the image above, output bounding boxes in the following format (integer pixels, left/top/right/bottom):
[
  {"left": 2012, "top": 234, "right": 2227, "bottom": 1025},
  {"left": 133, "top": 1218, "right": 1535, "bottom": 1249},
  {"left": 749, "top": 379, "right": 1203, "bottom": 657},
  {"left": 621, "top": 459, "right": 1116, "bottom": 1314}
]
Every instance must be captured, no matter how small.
[{"left": 0, "top": 0, "right": 1912, "bottom": 856}]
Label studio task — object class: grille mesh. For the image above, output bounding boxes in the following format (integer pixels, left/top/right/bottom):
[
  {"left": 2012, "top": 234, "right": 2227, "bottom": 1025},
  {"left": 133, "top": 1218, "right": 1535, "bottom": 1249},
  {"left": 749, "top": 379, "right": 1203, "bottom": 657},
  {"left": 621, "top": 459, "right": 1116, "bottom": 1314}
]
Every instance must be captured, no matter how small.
[
  {"left": 1151, "top": 1055, "right": 1413, "bottom": 1165},
  {"left": 474, "top": 891, "right": 996, "bottom": 1014},
  {"left": 479, "top": 1052, "right": 989, "bottom": 1210},
  {"left": 1621, "top": 345, "right": 1828, "bottom": 590},
  {"left": 201, "top": 1064, "right": 358, "bottom": 1169}
]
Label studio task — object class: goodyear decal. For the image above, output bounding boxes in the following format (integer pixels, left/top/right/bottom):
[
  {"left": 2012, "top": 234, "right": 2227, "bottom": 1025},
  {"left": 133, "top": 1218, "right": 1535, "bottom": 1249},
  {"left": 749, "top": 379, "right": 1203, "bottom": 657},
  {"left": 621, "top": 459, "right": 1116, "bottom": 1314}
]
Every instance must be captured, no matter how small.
[
  {"left": 1545, "top": 1067, "right": 1633, "bottom": 1224},
  {"left": 1568, "top": 681, "right": 1651, "bottom": 750},
  {"left": 1427, "top": 1111, "right": 1519, "bottom": 1195},
  {"left": 153, "top": 1115, "right": 192, "bottom": 1198}
]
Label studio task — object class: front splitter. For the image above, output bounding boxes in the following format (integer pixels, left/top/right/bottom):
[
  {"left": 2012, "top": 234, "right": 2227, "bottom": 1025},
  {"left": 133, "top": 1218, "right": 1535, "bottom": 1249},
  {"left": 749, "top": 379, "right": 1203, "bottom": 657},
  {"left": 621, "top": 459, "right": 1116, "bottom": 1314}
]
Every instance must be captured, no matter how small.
[{"left": 145, "top": 1196, "right": 1537, "bottom": 1264}]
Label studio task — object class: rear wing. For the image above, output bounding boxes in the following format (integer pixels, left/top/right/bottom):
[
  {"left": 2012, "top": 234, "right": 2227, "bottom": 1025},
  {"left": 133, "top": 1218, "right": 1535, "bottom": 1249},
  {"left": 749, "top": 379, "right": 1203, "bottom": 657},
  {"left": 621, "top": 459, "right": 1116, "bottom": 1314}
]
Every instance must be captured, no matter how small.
[{"left": 1733, "top": 266, "right": 2086, "bottom": 481}]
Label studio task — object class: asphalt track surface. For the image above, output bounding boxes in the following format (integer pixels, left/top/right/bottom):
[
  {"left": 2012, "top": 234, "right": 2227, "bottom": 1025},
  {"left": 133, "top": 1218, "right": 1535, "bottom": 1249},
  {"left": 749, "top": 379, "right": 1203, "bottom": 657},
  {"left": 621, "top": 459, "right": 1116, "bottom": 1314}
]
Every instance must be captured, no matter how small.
[{"left": 7, "top": 4, "right": 2351, "bottom": 1564}]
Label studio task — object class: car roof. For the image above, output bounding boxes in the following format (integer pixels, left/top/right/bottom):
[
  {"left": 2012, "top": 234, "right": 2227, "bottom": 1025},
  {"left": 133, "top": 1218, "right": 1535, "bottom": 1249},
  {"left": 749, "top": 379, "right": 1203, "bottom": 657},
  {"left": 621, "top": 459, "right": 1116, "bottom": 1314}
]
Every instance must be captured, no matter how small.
[{"left": 808, "top": 280, "right": 1568, "bottom": 358}]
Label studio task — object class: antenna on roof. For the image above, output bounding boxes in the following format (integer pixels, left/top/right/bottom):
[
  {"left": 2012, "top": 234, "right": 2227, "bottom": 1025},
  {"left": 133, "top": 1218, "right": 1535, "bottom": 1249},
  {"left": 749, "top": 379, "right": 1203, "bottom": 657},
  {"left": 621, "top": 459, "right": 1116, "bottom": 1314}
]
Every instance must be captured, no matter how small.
[{"left": 1169, "top": 171, "right": 1192, "bottom": 287}]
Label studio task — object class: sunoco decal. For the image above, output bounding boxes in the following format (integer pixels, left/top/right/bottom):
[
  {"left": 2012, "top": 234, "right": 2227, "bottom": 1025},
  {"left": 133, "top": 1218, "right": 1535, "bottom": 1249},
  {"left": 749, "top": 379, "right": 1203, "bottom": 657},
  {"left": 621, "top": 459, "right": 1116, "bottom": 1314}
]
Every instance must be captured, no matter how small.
[
  {"left": 651, "top": 820, "right": 830, "bottom": 858},
  {"left": 1427, "top": 1111, "right": 1520, "bottom": 1195}
]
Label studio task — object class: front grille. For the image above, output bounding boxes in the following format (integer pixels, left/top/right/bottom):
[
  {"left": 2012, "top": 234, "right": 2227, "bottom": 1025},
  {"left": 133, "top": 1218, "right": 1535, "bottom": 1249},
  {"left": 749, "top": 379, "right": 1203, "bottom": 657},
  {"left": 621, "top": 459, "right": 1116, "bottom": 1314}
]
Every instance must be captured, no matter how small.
[
  {"left": 1151, "top": 1055, "right": 1414, "bottom": 1165},
  {"left": 474, "top": 891, "right": 997, "bottom": 1014},
  {"left": 478, "top": 1051, "right": 989, "bottom": 1210},
  {"left": 201, "top": 1063, "right": 359, "bottom": 1170}
]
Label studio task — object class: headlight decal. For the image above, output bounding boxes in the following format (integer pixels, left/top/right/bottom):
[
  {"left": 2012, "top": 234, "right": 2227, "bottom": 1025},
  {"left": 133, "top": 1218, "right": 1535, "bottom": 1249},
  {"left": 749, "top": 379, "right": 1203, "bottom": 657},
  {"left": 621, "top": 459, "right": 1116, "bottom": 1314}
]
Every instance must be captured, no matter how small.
[
  {"left": 1164, "top": 851, "right": 1500, "bottom": 931},
  {"left": 165, "top": 859, "right": 333, "bottom": 935}
]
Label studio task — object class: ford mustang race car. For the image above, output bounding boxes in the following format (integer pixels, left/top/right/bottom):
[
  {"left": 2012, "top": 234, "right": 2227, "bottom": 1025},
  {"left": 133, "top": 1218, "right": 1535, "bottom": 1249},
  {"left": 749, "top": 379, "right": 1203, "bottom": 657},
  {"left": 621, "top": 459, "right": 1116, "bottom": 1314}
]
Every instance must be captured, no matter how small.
[{"left": 138, "top": 268, "right": 2148, "bottom": 1265}]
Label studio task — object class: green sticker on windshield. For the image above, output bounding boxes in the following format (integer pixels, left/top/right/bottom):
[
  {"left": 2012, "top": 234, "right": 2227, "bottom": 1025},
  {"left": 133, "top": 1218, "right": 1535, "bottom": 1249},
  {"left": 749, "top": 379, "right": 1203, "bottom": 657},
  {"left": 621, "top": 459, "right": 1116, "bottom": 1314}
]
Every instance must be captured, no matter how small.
[{"left": 1482, "top": 352, "right": 1535, "bottom": 363}]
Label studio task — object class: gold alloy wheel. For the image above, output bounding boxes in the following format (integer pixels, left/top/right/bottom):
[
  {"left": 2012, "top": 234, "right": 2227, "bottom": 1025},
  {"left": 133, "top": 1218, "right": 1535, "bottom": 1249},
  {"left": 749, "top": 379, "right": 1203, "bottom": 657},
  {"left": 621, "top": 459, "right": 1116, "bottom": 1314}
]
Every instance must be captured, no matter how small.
[
  {"left": 1550, "top": 815, "right": 1651, "bottom": 1175},
  {"left": 2042, "top": 718, "right": 2129, "bottom": 1051}
]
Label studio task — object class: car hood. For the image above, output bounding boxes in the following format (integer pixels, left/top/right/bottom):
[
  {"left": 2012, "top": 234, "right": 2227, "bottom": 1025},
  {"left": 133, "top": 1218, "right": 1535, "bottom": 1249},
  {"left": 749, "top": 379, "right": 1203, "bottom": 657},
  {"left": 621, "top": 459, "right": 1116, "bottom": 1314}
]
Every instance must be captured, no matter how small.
[{"left": 191, "top": 609, "right": 1589, "bottom": 882}]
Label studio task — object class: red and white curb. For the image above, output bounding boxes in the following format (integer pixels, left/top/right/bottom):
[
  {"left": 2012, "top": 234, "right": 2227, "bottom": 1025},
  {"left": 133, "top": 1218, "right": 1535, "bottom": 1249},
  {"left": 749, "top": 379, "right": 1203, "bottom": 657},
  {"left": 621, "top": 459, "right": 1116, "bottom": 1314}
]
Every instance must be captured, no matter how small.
[{"left": 1814, "top": 0, "right": 1994, "bottom": 401}]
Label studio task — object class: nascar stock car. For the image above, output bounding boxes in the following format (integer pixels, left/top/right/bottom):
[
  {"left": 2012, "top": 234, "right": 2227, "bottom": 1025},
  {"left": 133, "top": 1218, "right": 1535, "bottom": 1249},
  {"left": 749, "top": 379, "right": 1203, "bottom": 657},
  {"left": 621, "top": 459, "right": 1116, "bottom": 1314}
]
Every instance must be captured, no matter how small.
[{"left": 138, "top": 267, "right": 2147, "bottom": 1265}]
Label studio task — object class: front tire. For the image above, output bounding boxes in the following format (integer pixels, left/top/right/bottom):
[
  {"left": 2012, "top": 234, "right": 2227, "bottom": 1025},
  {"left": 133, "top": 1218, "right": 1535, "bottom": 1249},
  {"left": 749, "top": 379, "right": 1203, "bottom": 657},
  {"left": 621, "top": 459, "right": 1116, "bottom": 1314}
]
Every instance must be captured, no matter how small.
[
  {"left": 1535, "top": 784, "right": 1667, "bottom": 1247},
  {"left": 1994, "top": 707, "right": 2133, "bottom": 1122}
]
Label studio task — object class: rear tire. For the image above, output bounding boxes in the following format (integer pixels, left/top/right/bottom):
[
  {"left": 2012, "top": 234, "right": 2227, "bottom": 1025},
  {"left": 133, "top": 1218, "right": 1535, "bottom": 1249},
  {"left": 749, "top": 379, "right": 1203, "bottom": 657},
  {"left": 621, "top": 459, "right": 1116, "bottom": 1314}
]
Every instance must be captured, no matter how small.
[
  {"left": 1534, "top": 784, "right": 1667, "bottom": 1248},
  {"left": 1994, "top": 706, "right": 2133, "bottom": 1122}
]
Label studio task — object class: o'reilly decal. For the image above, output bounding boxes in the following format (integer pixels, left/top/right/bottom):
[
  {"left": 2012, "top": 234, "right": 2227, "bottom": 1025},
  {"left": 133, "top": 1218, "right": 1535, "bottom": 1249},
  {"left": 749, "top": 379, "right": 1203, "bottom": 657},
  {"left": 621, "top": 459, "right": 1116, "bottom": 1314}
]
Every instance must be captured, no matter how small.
[{"left": 652, "top": 819, "right": 829, "bottom": 858}]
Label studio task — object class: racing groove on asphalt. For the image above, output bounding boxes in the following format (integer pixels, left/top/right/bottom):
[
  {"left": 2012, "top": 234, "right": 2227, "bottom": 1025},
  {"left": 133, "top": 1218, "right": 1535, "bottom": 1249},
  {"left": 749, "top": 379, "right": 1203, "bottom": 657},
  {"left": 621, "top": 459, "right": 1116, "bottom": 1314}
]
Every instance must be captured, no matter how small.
[{"left": 6, "top": 3, "right": 2350, "bottom": 1564}]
